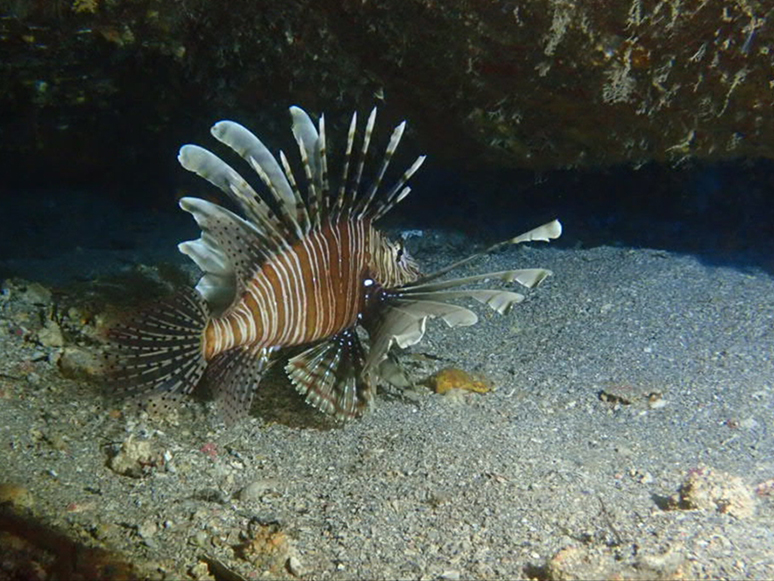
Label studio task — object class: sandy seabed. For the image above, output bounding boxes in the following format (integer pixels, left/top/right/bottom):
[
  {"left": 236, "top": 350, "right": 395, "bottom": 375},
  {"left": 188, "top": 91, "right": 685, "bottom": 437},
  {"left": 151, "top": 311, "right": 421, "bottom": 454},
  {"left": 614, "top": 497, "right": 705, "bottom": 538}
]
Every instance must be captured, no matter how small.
[{"left": 1, "top": 230, "right": 773, "bottom": 580}]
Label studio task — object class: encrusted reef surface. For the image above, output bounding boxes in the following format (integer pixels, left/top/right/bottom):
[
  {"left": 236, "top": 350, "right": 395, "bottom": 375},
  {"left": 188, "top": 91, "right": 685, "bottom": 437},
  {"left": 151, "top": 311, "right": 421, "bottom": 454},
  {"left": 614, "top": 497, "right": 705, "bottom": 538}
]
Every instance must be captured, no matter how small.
[{"left": 1, "top": 0, "right": 772, "bottom": 189}]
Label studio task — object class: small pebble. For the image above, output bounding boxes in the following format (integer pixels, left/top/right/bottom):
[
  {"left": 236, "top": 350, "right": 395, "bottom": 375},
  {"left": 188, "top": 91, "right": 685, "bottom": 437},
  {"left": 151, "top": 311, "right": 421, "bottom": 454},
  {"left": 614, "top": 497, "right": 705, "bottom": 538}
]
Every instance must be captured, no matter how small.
[
  {"left": 37, "top": 319, "right": 64, "bottom": 347},
  {"left": 238, "top": 479, "right": 279, "bottom": 502},
  {"left": 647, "top": 392, "right": 667, "bottom": 409},
  {"left": 287, "top": 555, "right": 305, "bottom": 577},
  {"left": 138, "top": 519, "right": 158, "bottom": 539}
]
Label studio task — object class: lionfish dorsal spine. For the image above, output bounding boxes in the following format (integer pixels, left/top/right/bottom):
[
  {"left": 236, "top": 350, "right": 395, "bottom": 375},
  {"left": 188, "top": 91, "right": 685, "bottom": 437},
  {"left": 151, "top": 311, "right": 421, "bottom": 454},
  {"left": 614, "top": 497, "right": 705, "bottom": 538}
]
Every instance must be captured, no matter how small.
[
  {"left": 354, "top": 119, "right": 406, "bottom": 221},
  {"left": 334, "top": 111, "right": 358, "bottom": 219},
  {"left": 348, "top": 107, "right": 377, "bottom": 218},
  {"left": 317, "top": 114, "right": 331, "bottom": 208},
  {"left": 290, "top": 106, "right": 325, "bottom": 228},
  {"left": 369, "top": 152, "right": 426, "bottom": 222},
  {"left": 177, "top": 144, "right": 291, "bottom": 247},
  {"left": 278, "top": 149, "right": 311, "bottom": 234},
  {"left": 211, "top": 120, "right": 305, "bottom": 239}
]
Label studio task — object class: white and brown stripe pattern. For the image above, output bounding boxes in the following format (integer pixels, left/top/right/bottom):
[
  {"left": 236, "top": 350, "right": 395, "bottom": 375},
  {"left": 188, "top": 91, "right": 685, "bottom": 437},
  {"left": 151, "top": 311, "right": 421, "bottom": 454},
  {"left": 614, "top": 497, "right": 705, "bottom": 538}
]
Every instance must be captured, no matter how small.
[{"left": 202, "top": 219, "right": 373, "bottom": 360}]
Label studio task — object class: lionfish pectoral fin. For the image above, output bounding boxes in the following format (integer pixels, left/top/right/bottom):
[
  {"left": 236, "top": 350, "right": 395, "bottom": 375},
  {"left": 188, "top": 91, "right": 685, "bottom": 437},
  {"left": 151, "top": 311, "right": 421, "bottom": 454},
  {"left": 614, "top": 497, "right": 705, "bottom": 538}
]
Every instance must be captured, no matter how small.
[
  {"left": 205, "top": 345, "right": 272, "bottom": 426},
  {"left": 363, "top": 299, "right": 478, "bottom": 378},
  {"left": 285, "top": 330, "right": 373, "bottom": 420},
  {"left": 393, "top": 267, "right": 556, "bottom": 317},
  {"left": 376, "top": 352, "right": 411, "bottom": 390},
  {"left": 408, "top": 220, "right": 562, "bottom": 286}
]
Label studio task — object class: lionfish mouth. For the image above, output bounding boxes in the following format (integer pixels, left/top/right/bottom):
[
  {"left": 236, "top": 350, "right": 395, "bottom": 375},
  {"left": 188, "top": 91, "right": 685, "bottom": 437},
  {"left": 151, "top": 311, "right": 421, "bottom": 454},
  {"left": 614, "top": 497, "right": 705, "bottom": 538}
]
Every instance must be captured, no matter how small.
[{"left": 107, "top": 105, "right": 561, "bottom": 424}]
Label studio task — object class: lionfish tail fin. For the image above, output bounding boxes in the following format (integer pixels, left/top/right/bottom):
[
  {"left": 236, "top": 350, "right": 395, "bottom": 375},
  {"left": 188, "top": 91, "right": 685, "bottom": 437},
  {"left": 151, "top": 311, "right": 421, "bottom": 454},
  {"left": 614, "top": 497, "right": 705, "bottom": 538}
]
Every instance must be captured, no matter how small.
[
  {"left": 286, "top": 330, "right": 374, "bottom": 420},
  {"left": 106, "top": 289, "right": 210, "bottom": 407}
]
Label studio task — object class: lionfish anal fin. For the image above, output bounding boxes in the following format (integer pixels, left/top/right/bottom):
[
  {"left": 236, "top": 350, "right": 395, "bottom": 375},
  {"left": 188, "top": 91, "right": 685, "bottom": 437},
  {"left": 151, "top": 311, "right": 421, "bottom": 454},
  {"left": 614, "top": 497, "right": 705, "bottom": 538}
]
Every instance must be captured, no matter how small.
[{"left": 204, "top": 344, "right": 273, "bottom": 426}]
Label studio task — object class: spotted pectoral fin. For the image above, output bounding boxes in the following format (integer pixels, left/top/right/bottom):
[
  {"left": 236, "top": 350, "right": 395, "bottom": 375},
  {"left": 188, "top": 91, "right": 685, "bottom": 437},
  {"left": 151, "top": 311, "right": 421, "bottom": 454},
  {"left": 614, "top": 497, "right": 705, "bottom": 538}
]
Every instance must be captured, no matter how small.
[
  {"left": 205, "top": 345, "right": 273, "bottom": 426},
  {"left": 285, "top": 330, "right": 373, "bottom": 420}
]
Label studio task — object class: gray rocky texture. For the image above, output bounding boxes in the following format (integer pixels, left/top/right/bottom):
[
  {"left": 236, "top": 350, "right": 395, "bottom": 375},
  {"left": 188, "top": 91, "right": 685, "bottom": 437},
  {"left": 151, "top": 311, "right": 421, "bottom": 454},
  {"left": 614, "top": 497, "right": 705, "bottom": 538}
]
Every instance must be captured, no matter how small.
[{"left": 1, "top": 0, "right": 772, "bottom": 187}]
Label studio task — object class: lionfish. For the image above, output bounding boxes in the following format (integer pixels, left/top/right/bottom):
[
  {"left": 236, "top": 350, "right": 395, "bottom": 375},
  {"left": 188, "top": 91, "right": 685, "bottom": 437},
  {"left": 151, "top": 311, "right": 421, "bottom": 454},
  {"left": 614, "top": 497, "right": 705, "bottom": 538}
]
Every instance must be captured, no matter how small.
[{"left": 109, "top": 106, "right": 561, "bottom": 424}]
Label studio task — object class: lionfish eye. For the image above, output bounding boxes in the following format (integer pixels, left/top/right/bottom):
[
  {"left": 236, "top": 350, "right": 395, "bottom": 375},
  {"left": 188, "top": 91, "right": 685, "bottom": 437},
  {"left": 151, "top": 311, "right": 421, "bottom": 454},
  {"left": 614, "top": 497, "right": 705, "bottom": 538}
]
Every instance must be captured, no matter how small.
[{"left": 395, "top": 242, "right": 405, "bottom": 262}]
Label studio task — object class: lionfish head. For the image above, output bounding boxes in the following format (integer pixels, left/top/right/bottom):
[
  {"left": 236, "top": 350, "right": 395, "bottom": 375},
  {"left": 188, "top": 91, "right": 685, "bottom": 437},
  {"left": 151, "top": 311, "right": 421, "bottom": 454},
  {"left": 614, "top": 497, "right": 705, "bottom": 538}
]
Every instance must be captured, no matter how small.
[{"left": 369, "top": 231, "right": 422, "bottom": 289}]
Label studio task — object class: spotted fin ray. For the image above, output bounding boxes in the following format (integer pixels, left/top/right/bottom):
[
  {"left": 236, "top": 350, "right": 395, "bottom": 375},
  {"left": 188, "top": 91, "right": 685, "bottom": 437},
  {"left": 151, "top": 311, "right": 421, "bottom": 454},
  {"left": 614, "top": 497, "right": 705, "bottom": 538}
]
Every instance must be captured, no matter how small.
[
  {"left": 285, "top": 329, "right": 373, "bottom": 419},
  {"left": 205, "top": 345, "right": 273, "bottom": 425}
]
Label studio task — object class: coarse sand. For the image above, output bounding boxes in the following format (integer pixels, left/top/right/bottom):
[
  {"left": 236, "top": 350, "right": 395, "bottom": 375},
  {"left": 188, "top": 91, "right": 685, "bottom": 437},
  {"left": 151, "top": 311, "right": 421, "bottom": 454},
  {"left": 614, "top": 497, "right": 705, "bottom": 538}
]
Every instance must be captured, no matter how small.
[{"left": 1, "top": 227, "right": 773, "bottom": 580}]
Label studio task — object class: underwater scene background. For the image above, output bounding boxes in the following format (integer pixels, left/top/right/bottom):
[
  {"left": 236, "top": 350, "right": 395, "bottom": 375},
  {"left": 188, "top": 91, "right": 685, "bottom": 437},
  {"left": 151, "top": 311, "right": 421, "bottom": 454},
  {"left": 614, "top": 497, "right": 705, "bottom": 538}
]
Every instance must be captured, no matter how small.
[{"left": 1, "top": 0, "right": 774, "bottom": 579}]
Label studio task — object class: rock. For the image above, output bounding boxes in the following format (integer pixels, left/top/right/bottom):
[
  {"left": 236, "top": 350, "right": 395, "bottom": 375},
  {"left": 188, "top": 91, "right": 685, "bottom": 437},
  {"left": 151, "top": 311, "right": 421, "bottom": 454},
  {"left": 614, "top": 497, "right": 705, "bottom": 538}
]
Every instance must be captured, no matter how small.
[
  {"left": 287, "top": 555, "right": 305, "bottom": 577},
  {"left": 0, "top": 483, "right": 35, "bottom": 512},
  {"left": 37, "top": 319, "right": 64, "bottom": 347},
  {"left": 237, "top": 479, "right": 279, "bottom": 503},
  {"left": 56, "top": 346, "right": 102, "bottom": 381},
  {"left": 137, "top": 519, "right": 158, "bottom": 539},
  {"left": 546, "top": 545, "right": 618, "bottom": 581},
  {"left": 669, "top": 465, "right": 756, "bottom": 519},
  {"left": 21, "top": 283, "right": 52, "bottom": 306},
  {"left": 430, "top": 368, "right": 491, "bottom": 395},
  {"left": 238, "top": 521, "right": 291, "bottom": 574},
  {"left": 108, "top": 436, "right": 161, "bottom": 478},
  {"left": 189, "top": 561, "right": 216, "bottom": 581},
  {"left": 546, "top": 545, "right": 687, "bottom": 581},
  {"left": 3, "top": 0, "right": 774, "bottom": 182}
]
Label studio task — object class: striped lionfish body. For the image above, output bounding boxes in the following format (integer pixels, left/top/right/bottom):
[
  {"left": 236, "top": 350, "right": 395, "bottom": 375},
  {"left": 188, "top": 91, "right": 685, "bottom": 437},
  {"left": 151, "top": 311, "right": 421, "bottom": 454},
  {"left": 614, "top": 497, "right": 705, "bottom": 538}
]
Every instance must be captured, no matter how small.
[{"left": 109, "top": 106, "right": 561, "bottom": 423}]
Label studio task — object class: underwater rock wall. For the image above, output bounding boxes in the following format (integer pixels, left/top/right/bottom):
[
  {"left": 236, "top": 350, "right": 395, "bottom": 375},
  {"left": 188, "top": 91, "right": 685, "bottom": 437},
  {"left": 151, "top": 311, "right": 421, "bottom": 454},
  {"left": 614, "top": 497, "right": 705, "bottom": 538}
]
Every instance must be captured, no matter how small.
[{"left": 1, "top": 0, "right": 771, "bottom": 185}]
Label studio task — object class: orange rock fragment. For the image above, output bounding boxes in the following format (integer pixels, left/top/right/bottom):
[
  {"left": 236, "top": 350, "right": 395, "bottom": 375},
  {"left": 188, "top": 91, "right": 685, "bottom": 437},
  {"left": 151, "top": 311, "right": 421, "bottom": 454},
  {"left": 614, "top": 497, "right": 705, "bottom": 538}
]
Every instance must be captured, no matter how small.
[{"left": 430, "top": 368, "right": 491, "bottom": 395}]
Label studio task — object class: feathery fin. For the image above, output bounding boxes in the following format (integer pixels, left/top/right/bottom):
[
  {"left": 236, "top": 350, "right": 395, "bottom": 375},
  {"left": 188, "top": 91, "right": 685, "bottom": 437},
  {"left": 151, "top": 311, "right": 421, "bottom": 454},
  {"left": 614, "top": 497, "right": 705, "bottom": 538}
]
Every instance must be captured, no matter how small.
[
  {"left": 363, "top": 299, "right": 479, "bottom": 377},
  {"left": 107, "top": 288, "right": 209, "bottom": 403},
  {"left": 205, "top": 345, "right": 272, "bottom": 425},
  {"left": 178, "top": 197, "right": 268, "bottom": 313},
  {"left": 209, "top": 120, "right": 304, "bottom": 238},
  {"left": 349, "top": 107, "right": 377, "bottom": 215},
  {"left": 286, "top": 330, "right": 373, "bottom": 419},
  {"left": 362, "top": 221, "right": 562, "bottom": 378},
  {"left": 335, "top": 111, "right": 358, "bottom": 218},
  {"left": 290, "top": 106, "right": 324, "bottom": 226},
  {"left": 356, "top": 120, "right": 406, "bottom": 219}
]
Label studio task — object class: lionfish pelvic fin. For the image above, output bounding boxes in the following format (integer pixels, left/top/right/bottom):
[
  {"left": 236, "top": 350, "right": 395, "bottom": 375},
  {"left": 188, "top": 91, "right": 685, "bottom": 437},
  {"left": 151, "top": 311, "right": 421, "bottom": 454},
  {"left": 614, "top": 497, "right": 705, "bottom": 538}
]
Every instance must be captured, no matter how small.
[{"left": 286, "top": 329, "right": 373, "bottom": 419}]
